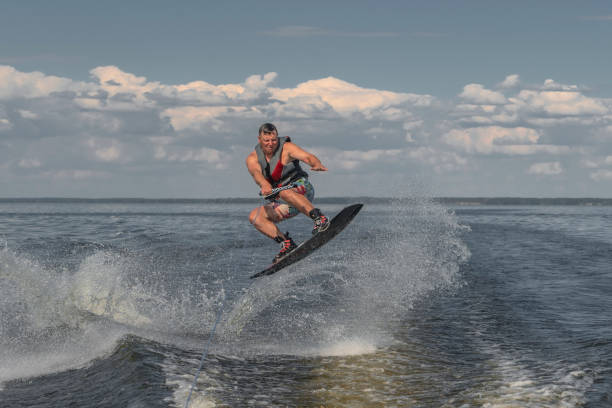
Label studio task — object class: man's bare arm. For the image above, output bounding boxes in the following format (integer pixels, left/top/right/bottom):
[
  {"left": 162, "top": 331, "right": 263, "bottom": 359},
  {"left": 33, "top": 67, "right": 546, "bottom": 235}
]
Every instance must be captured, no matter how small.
[
  {"left": 284, "top": 143, "right": 328, "bottom": 171},
  {"left": 246, "top": 152, "right": 273, "bottom": 194}
]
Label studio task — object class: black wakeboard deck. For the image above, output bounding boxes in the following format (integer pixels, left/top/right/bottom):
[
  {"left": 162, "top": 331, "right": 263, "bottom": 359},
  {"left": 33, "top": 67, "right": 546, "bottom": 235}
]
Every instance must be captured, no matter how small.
[{"left": 250, "top": 203, "right": 363, "bottom": 279}]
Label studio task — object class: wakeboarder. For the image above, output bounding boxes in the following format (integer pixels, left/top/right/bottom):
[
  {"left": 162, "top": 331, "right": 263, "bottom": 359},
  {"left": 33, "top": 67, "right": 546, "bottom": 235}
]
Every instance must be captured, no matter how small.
[{"left": 246, "top": 123, "right": 330, "bottom": 263}]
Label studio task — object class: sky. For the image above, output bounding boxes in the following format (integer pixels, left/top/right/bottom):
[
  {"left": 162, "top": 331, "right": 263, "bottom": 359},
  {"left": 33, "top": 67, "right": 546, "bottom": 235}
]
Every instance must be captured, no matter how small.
[{"left": 2, "top": 0, "right": 612, "bottom": 198}]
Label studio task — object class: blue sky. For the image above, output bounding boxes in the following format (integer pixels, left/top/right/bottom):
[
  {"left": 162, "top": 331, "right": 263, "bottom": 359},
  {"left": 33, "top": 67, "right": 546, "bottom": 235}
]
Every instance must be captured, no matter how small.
[
  {"left": 4, "top": 0, "right": 612, "bottom": 95},
  {"left": 2, "top": 1, "right": 612, "bottom": 197}
]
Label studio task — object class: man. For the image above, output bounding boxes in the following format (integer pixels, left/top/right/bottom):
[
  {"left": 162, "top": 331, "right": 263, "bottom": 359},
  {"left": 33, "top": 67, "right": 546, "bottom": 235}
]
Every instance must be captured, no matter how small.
[{"left": 246, "top": 122, "right": 330, "bottom": 263}]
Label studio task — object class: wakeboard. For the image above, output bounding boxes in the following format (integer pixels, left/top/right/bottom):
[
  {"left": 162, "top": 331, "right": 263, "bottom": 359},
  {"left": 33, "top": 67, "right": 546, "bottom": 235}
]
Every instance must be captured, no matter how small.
[{"left": 250, "top": 203, "right": 363, "bottom": 279}]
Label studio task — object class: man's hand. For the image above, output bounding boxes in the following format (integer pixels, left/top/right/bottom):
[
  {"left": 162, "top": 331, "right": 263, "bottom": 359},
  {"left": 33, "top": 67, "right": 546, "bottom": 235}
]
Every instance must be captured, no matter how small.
[
  {"left": 310, "top": 163, "right": 328, "bottom": 171},
  {"left": 260, "top": 182, "right": 273, "bottom": 196}
]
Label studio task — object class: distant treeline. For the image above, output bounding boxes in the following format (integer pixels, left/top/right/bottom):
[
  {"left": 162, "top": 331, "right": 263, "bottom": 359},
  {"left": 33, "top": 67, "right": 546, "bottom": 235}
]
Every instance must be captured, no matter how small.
[
  {"left": 1, "top": 197, "right": 612, "bottom": 206},
  {"left": 434, "top": 197, "right": 612, "bottom": 206},
  {"left": 299, "top": 197, "right": 612, "bottom": 206}
]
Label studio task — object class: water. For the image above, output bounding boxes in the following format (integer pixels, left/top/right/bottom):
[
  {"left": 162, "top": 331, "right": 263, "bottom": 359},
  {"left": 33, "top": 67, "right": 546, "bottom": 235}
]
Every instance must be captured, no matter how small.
[{"left": 0, "top": 199, "right": 610, "bottom": 407}]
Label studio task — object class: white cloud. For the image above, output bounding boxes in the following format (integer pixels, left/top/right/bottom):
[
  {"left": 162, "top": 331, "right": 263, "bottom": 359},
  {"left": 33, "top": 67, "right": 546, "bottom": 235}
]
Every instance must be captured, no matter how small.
[
  {"left": 19, "top": 110, "right": 38, "bottom": 119},
  {"left": 155, "top": 72, "right": 277, "bottom": 105},
  {"left": 527, "top": 161, "right": 563, "bottom": 175},
  {"left": 95, "top": 145, "right": 121, "bottom": 162},
  {"left": 459, "top": 84, "right": 506, "bottom": 105},
  {"left": 0, "top": 117, "right": 11, "bottom": 131},
  {"left": 334, "top": 148, "right": 402, "bottom": 170},
  {"left": 2, "top": 64, "right": 612, "bottom": 196},
  {"left": 525, "top": 116, "right": 600, "bottom": 127},
  {"left": 0, "top": 65, "right": 274, "bottom": 115},
  {"left": 457, "top": 104, "right": 497, "bottom": 113},
  {"left": 403, "top": 120, "right": 424, "bottom": 142},
  {"left": 452, "top": 79, "right": 609, "bottom": 131},
  {"left": 408, "top": 147, "right": 467, "bottom": 173},
  {"left": 0, "top": 65, "right": 91, "bottom": 99},
  {"left": 18, "top": 158, "right": 42, "bottom": 168},
  {"left": 590, "top": 169, "right": 612, "bottom": 181},
  {"left": 337, "top": 149, "right": 402, "bottom": 161},
  {"left": 157, "top": 146, "right": 227, "bottom": 169},
  {"left": 91, "top": 65, "right": 158, "bottom": 101},
  {"left": 171, "top": 147, "right": 222, "bottom": 163},
  {"left": 443, "top": 126, "right": 541, "bottom": 154},
  {"left": 271, "top": 77, "right": 434, "bottom": 117},
  {"left": 42, "top": 169, "right": 109, "bottom": 180},
  {"left": 496, "top": 145, "right": 571, "bottom": 155},
  {"left": 499, "top": 74, "right": 520, "bottom": 88},
  {"left": 86, "top": 138, "right": 123, "bottom": 162},
  {"left": 581, "top": 159, "right": 600, "bottom": 169},
  {"left": 511, "top": 89, "right": 607, "bottom": 116},
  {"left": 541, "top": 79, "right": 580, "bottom": 91},
  {"left": 490, "top": 112, "right": 518, "bottom": 124},
  {"left": 79, "top": 112, "right": 122, "bottom": 133},
  {"left": 583, "top": 155, "right": 612, "bottom": 169},
  {"left": 161, "top": 106, "right": 252, "bottom": 131}
]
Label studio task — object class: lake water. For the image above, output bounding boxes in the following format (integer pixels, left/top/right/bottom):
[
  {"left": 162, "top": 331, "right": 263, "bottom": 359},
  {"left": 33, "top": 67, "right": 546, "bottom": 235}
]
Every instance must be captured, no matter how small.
[{"left": 1, "top": 199, "right": 610, "bottom": 407}]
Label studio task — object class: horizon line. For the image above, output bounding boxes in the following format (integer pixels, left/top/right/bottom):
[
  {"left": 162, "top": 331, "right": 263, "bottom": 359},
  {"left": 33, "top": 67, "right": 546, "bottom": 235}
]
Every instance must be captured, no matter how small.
[{"left": 1, "top": 196, "right": 612, "bottom": 202}]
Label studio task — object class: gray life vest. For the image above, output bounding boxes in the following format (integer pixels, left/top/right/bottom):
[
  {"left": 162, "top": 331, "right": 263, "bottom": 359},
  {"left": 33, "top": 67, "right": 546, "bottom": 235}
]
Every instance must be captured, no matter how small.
[{"left": 254, "top": 136, "right": 308, "bottom": 187}]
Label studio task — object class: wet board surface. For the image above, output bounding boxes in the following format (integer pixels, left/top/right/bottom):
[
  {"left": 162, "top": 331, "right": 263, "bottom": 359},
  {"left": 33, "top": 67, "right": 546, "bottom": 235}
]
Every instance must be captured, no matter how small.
[{"left": 250, "top": 203, "right": 363, "bottom": 279}]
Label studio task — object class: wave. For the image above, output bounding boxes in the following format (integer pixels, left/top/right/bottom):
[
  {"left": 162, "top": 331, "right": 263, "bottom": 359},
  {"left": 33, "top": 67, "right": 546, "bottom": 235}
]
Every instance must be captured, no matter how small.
[
  {"left": 0, "top": 245, "right": 222, "bottom": 384},
  {"left": 0, "top": 247, "right": 124, "bottom": 383},
  {"left": 1, "top": 193, "right": 469, "bottom": 384},
  {"left": 220, "top": 195, "right": 470, "bottom": 356}
]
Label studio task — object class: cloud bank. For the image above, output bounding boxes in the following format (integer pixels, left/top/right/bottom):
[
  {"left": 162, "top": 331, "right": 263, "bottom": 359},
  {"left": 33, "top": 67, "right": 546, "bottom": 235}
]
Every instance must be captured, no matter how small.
[{"left": 1, "top": 66, "right": 611, "bottom": 197}]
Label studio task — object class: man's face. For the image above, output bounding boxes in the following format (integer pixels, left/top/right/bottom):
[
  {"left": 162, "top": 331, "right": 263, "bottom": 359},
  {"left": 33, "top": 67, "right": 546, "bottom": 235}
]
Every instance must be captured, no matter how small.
[{"left": 259, "top": 130, "right": 279, "bottom": 155}]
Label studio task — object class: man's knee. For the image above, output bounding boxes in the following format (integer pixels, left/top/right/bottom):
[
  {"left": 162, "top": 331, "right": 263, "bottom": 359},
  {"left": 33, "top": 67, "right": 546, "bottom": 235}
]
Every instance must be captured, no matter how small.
[
  {"left": 249, "top": 207, "right": 261, "bottom": 224},
  {"left": 250, "top": 206, "right": 280, "bottom": 225}
]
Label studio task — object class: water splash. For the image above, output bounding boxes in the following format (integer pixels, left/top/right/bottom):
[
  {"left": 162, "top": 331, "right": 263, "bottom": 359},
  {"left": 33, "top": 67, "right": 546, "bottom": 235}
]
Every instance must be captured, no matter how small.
[
  {"left": 0, "top": 247, "right": 124, "bottom": 383},
  {"left": 0, "top": 246, "right": 223, "bottom": 383},
  {"left": 221, "top": 195, "right": 470, "bottom": 356},
  {"left": 71, "top": 251, "right": 153, "bottom": 327}
]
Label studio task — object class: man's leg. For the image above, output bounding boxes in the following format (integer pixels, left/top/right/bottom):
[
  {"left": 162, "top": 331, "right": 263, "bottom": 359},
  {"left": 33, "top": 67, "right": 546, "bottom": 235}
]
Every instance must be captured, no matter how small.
[
  {"left": 248, "top": 205, "right": 284, "bottom": 239},
  {"left": 277, "top": 188, "right": 315, "bottom": 216},
  {"left": 249, "top": 204, "right": 298, "bottom": 263},
  {"left": 278, "top": 181, "right": 329, "bottom": 234}
]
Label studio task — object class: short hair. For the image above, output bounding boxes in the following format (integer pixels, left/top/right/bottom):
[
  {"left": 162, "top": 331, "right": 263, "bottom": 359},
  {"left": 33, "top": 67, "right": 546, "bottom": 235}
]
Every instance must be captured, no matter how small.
[{"left": 258, "top": 122, "right": 278, "bottom": 135}]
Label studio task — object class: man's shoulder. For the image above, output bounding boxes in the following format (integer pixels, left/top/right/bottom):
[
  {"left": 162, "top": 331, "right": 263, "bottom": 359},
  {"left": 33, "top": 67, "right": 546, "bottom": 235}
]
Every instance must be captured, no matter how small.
[
  {"left": 282, "top": 141, "right": 306, "bottom": 156},
  {"left": 283, "top": 141, "right": 299, "bottom": 150}
]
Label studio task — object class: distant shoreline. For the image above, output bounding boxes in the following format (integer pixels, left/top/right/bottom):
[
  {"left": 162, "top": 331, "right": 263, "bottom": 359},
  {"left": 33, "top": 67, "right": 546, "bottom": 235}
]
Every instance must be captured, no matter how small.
[
  {"left": 1, "top": 197, "right": 612, "bottom": 206},
  {"left": 434, "top": 197, "right": 612, "bottom": 206}
]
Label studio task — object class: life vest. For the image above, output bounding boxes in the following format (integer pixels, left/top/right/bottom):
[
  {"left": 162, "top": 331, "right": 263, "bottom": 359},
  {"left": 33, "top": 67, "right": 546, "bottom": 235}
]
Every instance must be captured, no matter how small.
[{"left": 255, "top": 136, "right": 308, "bottom": 187}]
